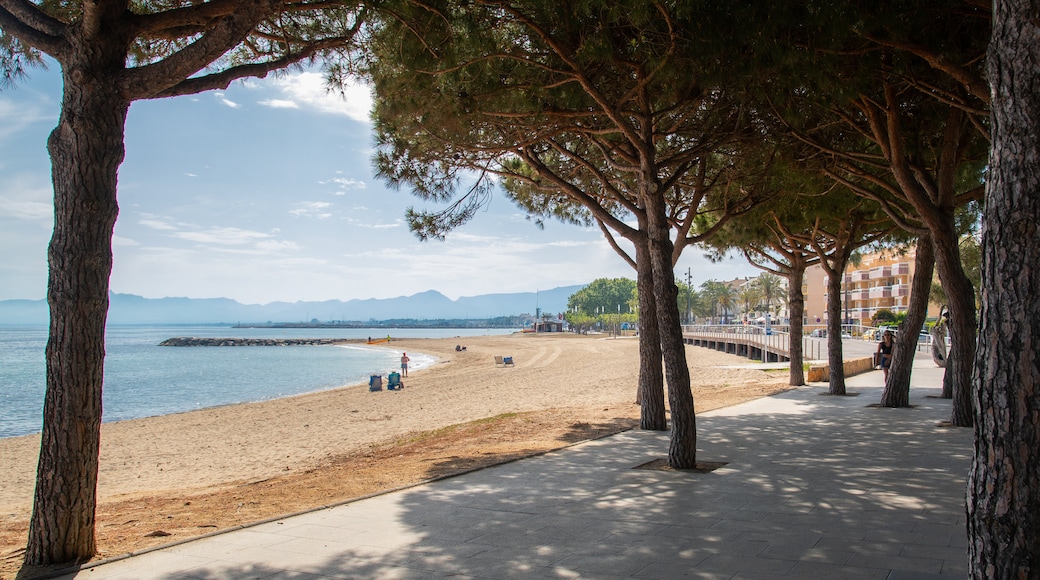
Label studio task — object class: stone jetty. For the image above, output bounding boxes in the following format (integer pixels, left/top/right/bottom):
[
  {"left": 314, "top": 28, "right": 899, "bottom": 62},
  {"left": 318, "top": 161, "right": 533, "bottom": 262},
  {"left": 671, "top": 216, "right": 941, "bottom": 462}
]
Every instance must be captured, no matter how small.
[{"left": 159, "top": 337, "right": 348, "bottom": 347}]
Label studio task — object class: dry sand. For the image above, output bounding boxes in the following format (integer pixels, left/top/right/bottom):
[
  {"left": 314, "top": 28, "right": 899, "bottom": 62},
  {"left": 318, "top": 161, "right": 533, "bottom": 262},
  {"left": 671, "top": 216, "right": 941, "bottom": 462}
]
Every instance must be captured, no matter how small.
[{"left": 0, "top": 332, "right": 790, "bottom": 575}]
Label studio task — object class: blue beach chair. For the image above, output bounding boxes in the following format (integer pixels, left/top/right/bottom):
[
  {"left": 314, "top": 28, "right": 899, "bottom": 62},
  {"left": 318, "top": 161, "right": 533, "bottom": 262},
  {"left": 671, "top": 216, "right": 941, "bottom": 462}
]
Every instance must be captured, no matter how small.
[
  {"left": 368, "top": 374, "right": 383, "bottom": 391},
  {"left": 387, "top": 371, "right": 403, "bottom": 390}
]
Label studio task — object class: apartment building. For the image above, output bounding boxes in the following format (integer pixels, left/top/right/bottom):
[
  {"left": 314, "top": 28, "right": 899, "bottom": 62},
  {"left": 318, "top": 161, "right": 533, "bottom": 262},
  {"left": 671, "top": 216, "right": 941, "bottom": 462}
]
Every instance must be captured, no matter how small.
[{"left": 802, "top": 246, "right": 938, "bottom": 325}]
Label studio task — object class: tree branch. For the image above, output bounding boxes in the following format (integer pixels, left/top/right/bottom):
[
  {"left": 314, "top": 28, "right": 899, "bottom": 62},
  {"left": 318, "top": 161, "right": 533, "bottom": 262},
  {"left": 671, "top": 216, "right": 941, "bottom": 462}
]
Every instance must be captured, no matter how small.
[
  {"left": 144, "top": 34, "right": 354, "bottom": 98},
  {"left": 857, "top": 31, "right": 989, "bottom": 105},
  {"left": 597, "top": 219, "right": 637, "bottom": 270},
  {"left": 0, "top": 0, "right": 64, "bottom": 37},
  {"left": 129, "top": 0, "right": 244, "bottom": 37},
  {"left": 0, "top": 4, "right": 66, "bottom": 57},
  {"left": 120, "top": 0, "right": 283, "bottom": 100}
]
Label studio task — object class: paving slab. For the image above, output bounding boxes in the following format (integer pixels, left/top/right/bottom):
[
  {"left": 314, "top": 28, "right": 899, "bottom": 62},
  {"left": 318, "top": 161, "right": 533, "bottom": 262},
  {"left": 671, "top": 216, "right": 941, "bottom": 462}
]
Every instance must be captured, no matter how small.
[{"left": 50, "top": 359, "right": 971, "bottom": 579}]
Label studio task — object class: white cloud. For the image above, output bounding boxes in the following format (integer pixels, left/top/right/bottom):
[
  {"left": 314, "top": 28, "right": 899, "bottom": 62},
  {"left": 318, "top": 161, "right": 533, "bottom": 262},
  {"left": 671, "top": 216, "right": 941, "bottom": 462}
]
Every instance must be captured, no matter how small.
[
  {"left": 112, "top": 235, "right": 139, "bottom": 247},
  {"left": 0, "top": 95, "right": 57, "bottom": 141},
  {"left": 174, "top": 226, "right": 272, "bottom": 246},
  {"left": 345, "top": 216, "right": 401, "bottom": 230},
  {"left": 0, "top": 178, "right": 53, "bottom": 221},
  {"left": 330, "top": 177, "right": 367, "bottom": 190},
  {"left": 213, "top": 91, "right": 240, "bottom": 109},
  {"left": 290, "top": 201, "right": 333, "bottom": 219},
  {"left": 256, "top": 240, "right": 301, "bottom": 251},
  {"left": 319, "top": 176, "right": 367, "bottom": 195},
  {"left": 545, "top": 239, "right": 591, "bottom": 248},
  {"left": 139, "top": 218, "right": 178, "bottom": 231},
  {"left": 259, "top": 99, "right": 300, "bottom": 109},
  {"left": 267, "top": 72, "right": 372, "bottom": 122}
]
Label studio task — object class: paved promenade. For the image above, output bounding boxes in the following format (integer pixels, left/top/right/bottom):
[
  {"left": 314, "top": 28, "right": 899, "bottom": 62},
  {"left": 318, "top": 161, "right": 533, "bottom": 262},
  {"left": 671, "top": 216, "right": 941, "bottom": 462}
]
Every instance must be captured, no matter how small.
[{"left": 56, "top": 359, "right": 970, "bottom": 579}]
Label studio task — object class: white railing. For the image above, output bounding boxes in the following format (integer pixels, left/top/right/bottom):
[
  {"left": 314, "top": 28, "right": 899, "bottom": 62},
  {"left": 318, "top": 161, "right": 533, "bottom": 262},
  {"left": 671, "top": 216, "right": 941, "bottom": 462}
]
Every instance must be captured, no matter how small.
[{"left": 682, "top": 324, "right": 825, "bottom": 361}]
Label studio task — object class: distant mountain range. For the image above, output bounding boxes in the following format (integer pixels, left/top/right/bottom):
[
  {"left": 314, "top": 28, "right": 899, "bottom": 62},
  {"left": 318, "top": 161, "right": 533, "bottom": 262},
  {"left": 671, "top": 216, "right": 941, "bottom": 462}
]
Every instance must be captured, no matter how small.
[{"left": 0, "top": 285, "right": 586, "bottom": 326}]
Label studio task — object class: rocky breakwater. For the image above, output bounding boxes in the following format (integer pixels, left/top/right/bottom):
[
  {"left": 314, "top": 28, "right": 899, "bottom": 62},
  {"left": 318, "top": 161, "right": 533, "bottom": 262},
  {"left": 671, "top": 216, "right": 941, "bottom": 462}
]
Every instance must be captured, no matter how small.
[{"left": 159, "top": 337, "right": 347, "bottom": 347}]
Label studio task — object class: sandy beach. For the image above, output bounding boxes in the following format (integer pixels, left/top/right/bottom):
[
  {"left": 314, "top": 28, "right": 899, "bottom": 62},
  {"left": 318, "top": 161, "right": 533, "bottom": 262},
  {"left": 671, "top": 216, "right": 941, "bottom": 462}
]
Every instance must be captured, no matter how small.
[{"left": 0, "top": 332, "right": 789, "bottom": 575}]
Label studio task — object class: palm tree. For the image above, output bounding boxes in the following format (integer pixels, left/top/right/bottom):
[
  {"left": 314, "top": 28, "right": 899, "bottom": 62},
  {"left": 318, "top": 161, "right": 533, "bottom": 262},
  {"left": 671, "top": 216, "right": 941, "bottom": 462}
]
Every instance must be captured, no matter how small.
[
  {"left": 739, "top": 286, "right": 763, "bottom": 321},
  {"left": 699, "top": 280, "right": 725, "bottom": 323},
  {"left": 754, "top": 273, "right": 784, "bottom": 316},
  {"left": 715, "top": 285, "right": 736, "bottom": 324}
]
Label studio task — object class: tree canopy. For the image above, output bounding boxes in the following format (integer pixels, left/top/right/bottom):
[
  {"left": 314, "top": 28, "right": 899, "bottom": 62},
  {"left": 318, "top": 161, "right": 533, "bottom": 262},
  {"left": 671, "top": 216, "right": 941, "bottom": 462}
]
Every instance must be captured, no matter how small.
[{"left": 365, "top": 0, "right": 792, "bottom": 468}]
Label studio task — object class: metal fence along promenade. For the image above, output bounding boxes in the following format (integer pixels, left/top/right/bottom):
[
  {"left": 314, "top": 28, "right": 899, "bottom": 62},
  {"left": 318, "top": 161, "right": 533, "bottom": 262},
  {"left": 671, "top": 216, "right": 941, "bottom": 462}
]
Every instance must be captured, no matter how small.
[{"left": 682, "top": 324, "right": 825, "bottom": 363}]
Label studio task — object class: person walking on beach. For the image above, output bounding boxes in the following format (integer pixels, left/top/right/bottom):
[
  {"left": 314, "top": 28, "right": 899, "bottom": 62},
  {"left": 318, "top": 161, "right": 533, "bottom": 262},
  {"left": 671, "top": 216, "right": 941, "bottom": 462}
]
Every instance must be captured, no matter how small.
[
  {"left": 400, "top": 352, "right": 410, "bottom": 377},
  {"left": 877, "top": 330, "right": 895, "bottom": 383}
]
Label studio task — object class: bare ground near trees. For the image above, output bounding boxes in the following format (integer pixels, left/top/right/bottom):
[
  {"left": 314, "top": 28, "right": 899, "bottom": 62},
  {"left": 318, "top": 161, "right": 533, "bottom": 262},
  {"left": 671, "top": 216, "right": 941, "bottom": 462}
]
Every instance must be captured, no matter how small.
[{"left": 1, "top": 334, "right": 789, "bottom": 579}]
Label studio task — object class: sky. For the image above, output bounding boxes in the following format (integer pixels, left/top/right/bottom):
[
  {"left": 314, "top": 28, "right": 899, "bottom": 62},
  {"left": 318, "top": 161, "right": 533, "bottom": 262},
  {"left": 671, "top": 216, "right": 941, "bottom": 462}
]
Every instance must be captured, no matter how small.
[{"left": 0, "top": 61, "right": 757, "bottom": 305}]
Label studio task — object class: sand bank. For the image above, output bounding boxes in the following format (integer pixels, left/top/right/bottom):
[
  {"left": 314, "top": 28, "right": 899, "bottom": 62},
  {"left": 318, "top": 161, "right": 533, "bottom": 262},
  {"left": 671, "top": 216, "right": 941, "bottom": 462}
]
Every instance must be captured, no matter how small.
[{"left": 0, "top": 333, "right": 787, "bottom": 513}]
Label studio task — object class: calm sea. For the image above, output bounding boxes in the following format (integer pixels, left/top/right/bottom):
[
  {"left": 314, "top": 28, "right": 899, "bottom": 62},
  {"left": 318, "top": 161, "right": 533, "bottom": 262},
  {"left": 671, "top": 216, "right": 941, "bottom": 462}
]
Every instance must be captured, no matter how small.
[{"left": 0, "top": 325, "right": 516, "bottom": 439}]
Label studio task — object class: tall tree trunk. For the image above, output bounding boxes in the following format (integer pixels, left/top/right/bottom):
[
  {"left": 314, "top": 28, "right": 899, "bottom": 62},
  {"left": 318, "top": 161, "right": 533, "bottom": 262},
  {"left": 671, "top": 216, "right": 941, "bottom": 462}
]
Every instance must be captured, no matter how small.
[
  {"left": 940, "top": 364, "right": 953, "bottom": 399},
  {"left": 880, "top": 235, "right": 934, "bottom": 407},
  {"left": 635, "top": 236, "right": 666, "bottom": 430},
  {"left": 825, "top": 267, "right": 847, "bottom": 395},
  {"left": 930, "top": 215, "right": 976, "bottom": 427},
  {"left": 787, "top": 261, "right": 807, "bottom": 386},
  {"left": 968, "top": 3, "right": 1040, "bottom": 574},
  {"left": 644, "top": 188, "right": 696, "bottom": 468},
  {"left": 26, "top": 66, "right": 129, "bottom": 565}
]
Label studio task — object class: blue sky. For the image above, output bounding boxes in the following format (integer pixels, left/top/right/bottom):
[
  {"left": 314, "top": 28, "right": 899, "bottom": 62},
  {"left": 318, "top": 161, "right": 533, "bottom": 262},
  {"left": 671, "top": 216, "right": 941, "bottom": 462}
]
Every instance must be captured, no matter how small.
[{"left": 0, "top": 62, "right": 756, "bottom": 305}]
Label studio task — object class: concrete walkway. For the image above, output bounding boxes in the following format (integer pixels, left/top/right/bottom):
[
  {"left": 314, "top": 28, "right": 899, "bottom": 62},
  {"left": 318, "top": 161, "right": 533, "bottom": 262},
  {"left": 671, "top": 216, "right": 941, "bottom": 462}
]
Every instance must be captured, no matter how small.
[{"left": 57, "top": 360, "right": 971, "bottom": 579}]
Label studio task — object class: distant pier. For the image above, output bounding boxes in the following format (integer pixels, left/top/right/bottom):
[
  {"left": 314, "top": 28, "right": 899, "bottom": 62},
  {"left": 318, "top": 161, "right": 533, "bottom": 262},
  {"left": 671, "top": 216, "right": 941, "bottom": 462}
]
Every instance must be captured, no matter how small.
[{"left": 158, "top": 337, "right": 355, "bottom": 347}]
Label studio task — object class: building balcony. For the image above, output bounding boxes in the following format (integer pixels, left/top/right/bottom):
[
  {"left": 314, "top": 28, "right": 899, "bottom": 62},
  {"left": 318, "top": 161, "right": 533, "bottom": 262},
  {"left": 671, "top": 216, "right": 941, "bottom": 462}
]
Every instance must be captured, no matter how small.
[
  {"left": 869, "top": 286, "right": 892, "bottom": 299},
  {"left": 870, "top": 266, "right": 892, "bottom": 279},
  {"left": 894, "top": 262, "right": 910, "bottom": 276}
]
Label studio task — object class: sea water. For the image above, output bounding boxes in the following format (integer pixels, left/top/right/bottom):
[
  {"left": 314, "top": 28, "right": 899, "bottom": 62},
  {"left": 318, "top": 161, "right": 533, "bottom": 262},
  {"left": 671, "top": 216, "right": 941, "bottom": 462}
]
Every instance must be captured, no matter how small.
[{"left": 0, "top": 325, "right": 515, "bottom": 439}]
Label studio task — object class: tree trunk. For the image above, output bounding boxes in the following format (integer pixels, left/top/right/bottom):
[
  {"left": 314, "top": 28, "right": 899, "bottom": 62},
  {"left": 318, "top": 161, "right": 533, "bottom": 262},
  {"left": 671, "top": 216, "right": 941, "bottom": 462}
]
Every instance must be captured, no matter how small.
[
  {"left": 635, "top": 235, "right": 666, "bottom": 430},
  {"left": 880, "top": 235, "right": 934, "bottom": 407},
  {"left": 825, "top": 267, "right": 847, "bottom": 395},
  {"left": 26, "top": 65, "right": 129, "bottom": 565},
  {"left": 967, "top": 3, "right": 1040, "bottom": 574},
  {"left": 940, "top": 364, "right": 953, "bottom": 399},
  {"left": 644, "top": 188, "right": 696, "bottom": 468},
  {"left": 930, "top": 216, "right": 976, "bottom": 427},
  {"left": 786, "top": 261, "right": 807, "bottom": 386}
]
